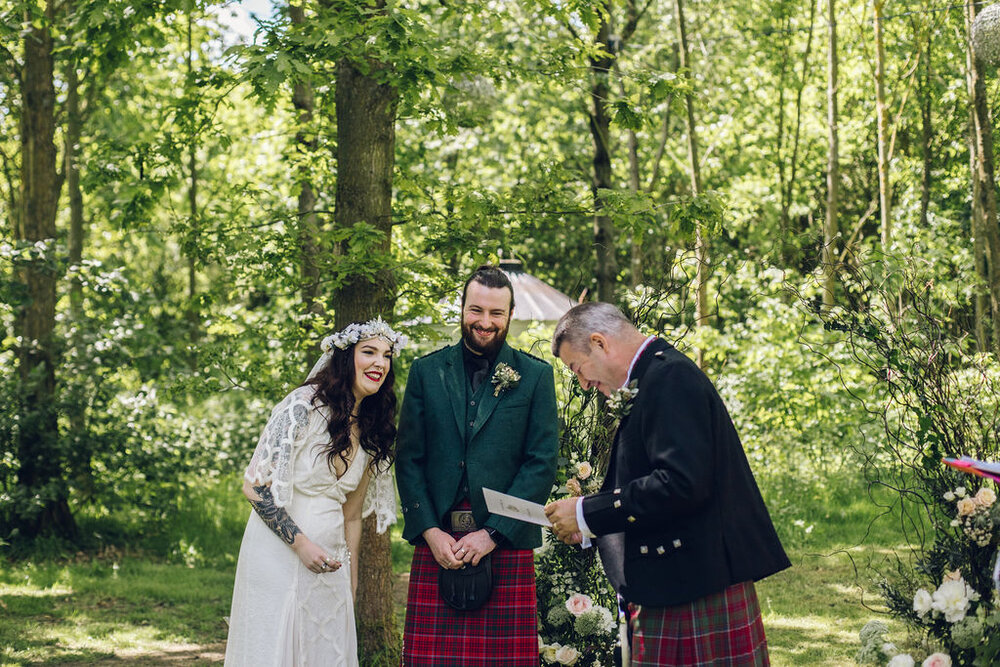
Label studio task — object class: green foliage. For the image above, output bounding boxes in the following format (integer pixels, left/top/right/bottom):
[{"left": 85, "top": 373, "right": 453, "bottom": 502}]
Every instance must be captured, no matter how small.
[
  {"left": 808, "top": 255, "right": 1000, "bottom": 664},
  {"left": 536, "top": 376, "right": 619, "bottom": 666}
]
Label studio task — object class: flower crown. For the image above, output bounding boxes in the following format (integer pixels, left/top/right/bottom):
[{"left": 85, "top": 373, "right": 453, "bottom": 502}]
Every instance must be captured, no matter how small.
[{"left": 320, "top": 317, "right": 408, "bottom": 354}]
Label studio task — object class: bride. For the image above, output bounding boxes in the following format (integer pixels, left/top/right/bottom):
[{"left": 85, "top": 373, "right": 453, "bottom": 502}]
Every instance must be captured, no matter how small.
[{"left": 224, "top": 318, "right": 405, "bottom": 666}]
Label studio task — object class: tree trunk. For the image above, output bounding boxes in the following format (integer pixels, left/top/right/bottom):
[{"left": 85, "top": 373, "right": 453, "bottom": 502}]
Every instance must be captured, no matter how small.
[
  {"left": 62, "top": 50, "right": 98, "bottom": 502},
  {"left": 674, "top": 0, "right": 708, "bottom": 368},
  {"left": 873, "top": 0, "right": 892, "bottom": 247},
  {"left": 15, "top": 0, "right": 75, "bottom": 538},
  {"left": 589, "top": 3, "right": 617, "bottom": 304},
  {"left": 781, "top": 0, "right": 816, "bottom": 265},
  {"left": 626, "top": 127, "right": 641, "bottom": 288},
  {"left": 822, "top": 0, "right": 839, "bottom": 310},
  {"left": 185, "top": 9, "right": 200, "bottom": 347},
  {"left": 918, "top": 29, "right": 932, "bottom": 230},
  {"left": 332, "top": 23, "right": 399, "bottom": 659},
  {"left": 289, "top": 3, "right": 323, "bottom": 318},
  {"left": 965, "top": 0, "right": 1000, "bottom": 353},
  {"left": 65, "top": 61, "right": 84, "bottom": 317},
  {"left": 970, "top": 110, "right": 988, "bottom": 350},
  {"left": 774, "top": 15, "right": 790, "bottom": 249}
]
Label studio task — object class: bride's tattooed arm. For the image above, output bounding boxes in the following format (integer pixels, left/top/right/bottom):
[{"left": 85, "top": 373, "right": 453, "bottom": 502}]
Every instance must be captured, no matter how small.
[{"left": 249, "top": 484, "right": 302, "bottom": 545}]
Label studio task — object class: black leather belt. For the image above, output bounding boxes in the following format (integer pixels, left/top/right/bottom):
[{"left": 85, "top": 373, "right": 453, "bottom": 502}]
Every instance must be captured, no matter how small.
[{"left": 449, "top": 510, "right": 478, "bottom": 532}]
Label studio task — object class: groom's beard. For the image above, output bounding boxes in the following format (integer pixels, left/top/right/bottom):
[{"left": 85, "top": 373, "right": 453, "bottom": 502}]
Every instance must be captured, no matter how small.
[{"left": 461, "top": 318, "right": 510, "bottom": 357}]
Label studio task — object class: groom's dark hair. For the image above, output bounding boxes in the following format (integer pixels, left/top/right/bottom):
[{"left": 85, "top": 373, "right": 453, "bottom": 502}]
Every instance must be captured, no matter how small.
[{"left": 461, "top": 264, "right": 515, "bottom": 312}]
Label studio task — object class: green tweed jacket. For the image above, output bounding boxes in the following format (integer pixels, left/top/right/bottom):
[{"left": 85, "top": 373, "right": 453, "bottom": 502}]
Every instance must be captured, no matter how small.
[{"left": 395, "top": 341, "right": 559, "bottom": 550}]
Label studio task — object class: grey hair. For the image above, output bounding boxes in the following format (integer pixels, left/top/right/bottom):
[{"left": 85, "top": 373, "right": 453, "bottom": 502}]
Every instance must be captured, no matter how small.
[{"left": 551, "top": 302, "right": 636, "bottom": 357}]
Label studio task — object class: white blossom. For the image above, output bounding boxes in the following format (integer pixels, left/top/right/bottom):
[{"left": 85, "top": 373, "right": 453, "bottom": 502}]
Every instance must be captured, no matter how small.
[
  {"left": 913, "top": 588, "right": 933, "bottom": 617},
  {"left": 931, "top": 578, "right": 978, "bottom": 623},
  {"left": 321, "top": 317, "right": 407, "bottom": 354},
  {"left": 554, "top": 645, "right": 580, "bottom": 665}
]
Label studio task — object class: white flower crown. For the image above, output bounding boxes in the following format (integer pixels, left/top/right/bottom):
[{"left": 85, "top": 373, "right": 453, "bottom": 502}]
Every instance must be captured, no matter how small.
[{"left": 320, "top": 317, "right": 408, "bottom": 354}]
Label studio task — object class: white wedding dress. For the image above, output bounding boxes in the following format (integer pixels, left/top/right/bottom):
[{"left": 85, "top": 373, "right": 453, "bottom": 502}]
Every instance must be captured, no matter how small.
[{"left": 225, "top": 386, "right": 397, "bottom": 667}]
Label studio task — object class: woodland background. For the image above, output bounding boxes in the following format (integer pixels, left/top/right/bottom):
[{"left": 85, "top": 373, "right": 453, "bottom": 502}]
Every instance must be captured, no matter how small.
[{"left": 3, "top": 0, "right": 1000, "bottom": 663}]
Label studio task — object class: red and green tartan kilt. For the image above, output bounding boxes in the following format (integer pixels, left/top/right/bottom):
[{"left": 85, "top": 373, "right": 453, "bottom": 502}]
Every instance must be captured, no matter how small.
[
  {"left": 402, "top": 543, "right": 539, "bottom": 666},
  {"left": 628, "top": 580, "right": 769, "bottom": 666}
]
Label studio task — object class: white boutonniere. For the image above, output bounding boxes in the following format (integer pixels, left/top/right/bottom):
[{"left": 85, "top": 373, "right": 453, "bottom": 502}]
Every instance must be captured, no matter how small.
[
  {"left": 491, "top": 362, "right": 521, "bottom": 397},
  {"left": 607, "top": 380, "right": 639, "bottom": 419}
]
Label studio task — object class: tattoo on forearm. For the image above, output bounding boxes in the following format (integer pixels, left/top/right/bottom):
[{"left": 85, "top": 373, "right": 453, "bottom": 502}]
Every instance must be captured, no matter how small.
[{"left": 249, "top": 484, "right": 302, "bottom": 545}]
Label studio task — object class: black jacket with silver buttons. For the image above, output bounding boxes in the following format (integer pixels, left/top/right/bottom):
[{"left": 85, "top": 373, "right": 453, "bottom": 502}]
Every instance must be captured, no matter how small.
[{"left": 581, "top": 338, "right": 790, "bottom": 607}]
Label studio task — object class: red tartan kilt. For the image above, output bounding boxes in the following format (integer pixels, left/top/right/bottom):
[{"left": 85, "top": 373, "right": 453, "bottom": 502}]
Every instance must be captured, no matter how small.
[
  {"left": 402, "top": 543, "right": 539, "bottom": 666},
  {"left": 628, "top": 581, "right": 769, "bottom": 666}
]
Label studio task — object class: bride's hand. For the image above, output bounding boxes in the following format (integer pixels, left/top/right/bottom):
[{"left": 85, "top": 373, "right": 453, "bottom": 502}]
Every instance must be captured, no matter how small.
[{"left": 292, "top": 535, "right": 343, "bottom": 574}]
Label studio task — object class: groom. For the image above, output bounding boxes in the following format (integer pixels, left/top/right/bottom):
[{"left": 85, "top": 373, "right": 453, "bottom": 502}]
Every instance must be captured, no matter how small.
[
  {"left": 545, "top": 302, "right": 789, "bottom": 665},
  {"left": 396, "top": 265, "right": 559, "bottom": 666}
]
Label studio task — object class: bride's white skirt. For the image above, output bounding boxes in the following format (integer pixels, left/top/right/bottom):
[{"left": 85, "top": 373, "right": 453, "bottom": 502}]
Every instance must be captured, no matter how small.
[{"left": 225, "top": 512, "right": 358, "bottom": 667}]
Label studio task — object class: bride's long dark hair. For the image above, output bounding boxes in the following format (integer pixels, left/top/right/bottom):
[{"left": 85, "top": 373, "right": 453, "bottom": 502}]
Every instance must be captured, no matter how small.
[{"left": 303, "top": 340, "right": 397, "bottom": 475}]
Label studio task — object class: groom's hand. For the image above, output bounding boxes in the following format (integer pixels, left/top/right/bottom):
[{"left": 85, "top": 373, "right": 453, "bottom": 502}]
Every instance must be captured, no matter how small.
[
  {"left": 423, "top": 527, "right": 463, "bottom": 569},
  {"left": 453, "top": 530, "right": 496, "bottom": 567},
  {"left": 545, "top": 498, "right": 581, "bottom": 543}
]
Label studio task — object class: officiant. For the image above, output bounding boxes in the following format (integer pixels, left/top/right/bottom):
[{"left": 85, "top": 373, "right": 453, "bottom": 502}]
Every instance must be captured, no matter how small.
[
  {"left": 395, "top": 265, "right": 559, "bottom": 666},
  {"left": 545, "top": 302, "right": 790, "bottom": 665}
]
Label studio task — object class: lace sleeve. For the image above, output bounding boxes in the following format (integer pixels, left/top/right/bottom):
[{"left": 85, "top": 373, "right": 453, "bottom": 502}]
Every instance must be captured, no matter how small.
[
  {"left": 244, "top": 388, "right": 313, "bottom": 508},
  {"left": 363, "top": 465, "right": 398, "bottom": 534}
]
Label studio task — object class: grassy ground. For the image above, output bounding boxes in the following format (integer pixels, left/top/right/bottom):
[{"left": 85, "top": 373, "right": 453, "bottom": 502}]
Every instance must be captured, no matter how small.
[{"left": 1, "top": 471, "right": 910, "bottom": 666}]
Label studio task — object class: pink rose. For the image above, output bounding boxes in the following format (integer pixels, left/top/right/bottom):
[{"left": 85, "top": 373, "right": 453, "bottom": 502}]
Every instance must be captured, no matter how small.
[
  {"left": 566, "top": 478, "right": 583, "bottom": 496},
  {"left": 565, "top": 593, "right": 593, "bottom": 616},
  {"left": 922, "top": 653, "right": 952, "bottom": 667}
]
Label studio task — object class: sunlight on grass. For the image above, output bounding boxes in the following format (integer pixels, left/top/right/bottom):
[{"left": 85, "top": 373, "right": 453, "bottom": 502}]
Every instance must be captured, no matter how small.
[
  {"left": 1, "top": 583, "right": 73, "bottom": 596},
  {"left": 1, "top": 557, "right": 232, "bottom": 666},
  {"left": 2, "top": 471, "right": 927, "bottom": 665},
  {"left": 766, "top": 614, "right": 862, "bottom": 664}
]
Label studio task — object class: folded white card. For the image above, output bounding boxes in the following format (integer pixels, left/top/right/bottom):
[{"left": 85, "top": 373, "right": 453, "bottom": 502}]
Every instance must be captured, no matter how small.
[{"left": 483, "top": 487, "right": 552, "bottom": 527}]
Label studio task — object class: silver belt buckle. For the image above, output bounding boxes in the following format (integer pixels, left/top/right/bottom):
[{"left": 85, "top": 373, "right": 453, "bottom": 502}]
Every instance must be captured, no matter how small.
[{"left": 450, "top": 510, "right": 477, "bottom": 532}]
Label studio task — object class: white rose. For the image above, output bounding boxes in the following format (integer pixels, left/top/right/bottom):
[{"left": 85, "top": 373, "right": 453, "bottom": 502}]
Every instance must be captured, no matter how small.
[
  {"left": 955, "top": 487, "right": 967, "bottom": 498},
  {"left": 888, "top": 655, "right": 915, "bottom": 667},
  {"left": 943, "top": 491, "right": 955, "bottom": 502},
  {"left": 542, "top": 643, "right": 560, "bottom": 663},
  {"left": 931, "top": 579, "right": 973, "bottom": 623},
  {"left": 913, "top": 589, "right": 933, "bottom": 617},
  {"left": 576, "top": 461, "right": 593, "bottom": 480},
  {"left": 554, "top": 645, "right": 581, "bottom": 665},
  {"left": 957, "top": 497, "right": 977, "bottom": 517},
  {"left": 975, "top": 487, "right": 996, "bottom": 507}
]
